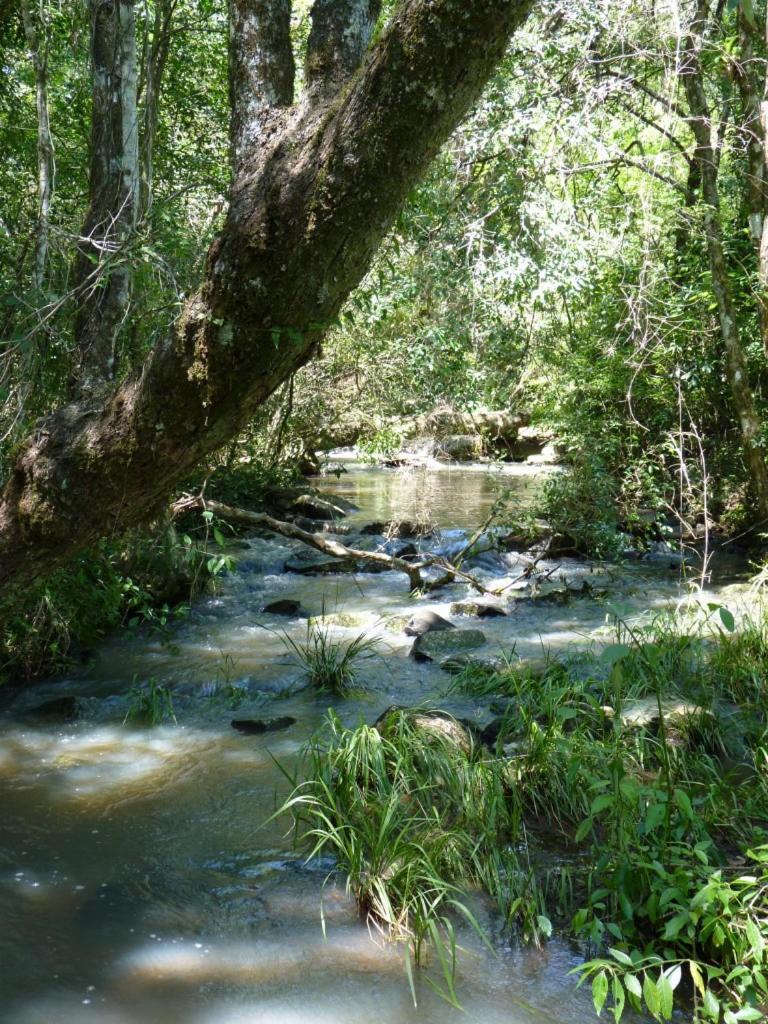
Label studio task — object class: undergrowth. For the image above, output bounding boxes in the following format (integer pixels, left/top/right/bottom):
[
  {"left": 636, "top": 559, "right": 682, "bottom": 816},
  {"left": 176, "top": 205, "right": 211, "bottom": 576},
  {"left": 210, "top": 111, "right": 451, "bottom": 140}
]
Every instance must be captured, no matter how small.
[{"left": 277, "top": 606, "right": 768, "bottom": 1021}]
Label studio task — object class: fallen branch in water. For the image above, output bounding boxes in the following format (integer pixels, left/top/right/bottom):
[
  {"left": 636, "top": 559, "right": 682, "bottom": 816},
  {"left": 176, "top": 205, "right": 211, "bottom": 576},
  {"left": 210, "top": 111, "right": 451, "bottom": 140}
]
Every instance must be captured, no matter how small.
[{"left": 172, "top": 494, "right": 426, "bottom": 590}]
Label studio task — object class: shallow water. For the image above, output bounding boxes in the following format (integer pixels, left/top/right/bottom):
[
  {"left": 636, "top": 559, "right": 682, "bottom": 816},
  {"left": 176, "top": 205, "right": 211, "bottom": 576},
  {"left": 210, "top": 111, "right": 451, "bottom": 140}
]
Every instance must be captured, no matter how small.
[{"left": 0, "top": 462, "right": 746, "bottom": 1023}]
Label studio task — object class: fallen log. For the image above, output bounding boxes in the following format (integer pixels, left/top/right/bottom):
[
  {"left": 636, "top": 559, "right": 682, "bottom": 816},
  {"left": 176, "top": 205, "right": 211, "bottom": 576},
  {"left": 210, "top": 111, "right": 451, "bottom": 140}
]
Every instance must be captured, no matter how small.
[{"left": 173, "top": 495, "right": 425, "bottom": 591}]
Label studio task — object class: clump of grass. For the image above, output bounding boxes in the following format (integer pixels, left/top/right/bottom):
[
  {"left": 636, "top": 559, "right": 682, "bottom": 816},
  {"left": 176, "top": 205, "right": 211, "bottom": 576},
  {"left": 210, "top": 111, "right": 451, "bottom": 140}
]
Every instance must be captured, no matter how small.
[
  {"left": 124, "top": 676, "right": 177, "bottom": 725},
  {"left": 282, "top": 619, "right": 380, "bottom": 695},
  {"left": 275, "top": 604, "right": 768, "bottom": 1020},
  {"left": 276, "top": 708, "right": 549, "bottom": 1005}
]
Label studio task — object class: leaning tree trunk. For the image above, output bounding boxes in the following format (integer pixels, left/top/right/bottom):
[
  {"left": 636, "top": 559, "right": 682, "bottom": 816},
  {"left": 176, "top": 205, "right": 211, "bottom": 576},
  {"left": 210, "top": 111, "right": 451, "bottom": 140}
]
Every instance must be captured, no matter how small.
[
  {"left": 0, "top": 0, "right": 534, "bottom": 596},
  {"left": 681, "top": 0, "right": 768, "bottom": 526},
  {"left": 71, "top": 0, "right": 140, "bottom": 394}
]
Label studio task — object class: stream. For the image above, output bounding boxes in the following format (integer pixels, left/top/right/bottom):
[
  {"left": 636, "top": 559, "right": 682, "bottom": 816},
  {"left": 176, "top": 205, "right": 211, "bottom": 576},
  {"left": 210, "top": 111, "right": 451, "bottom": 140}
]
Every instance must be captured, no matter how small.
[{"left": 0, "top": 461, "right": 749, "bottom": 1024}]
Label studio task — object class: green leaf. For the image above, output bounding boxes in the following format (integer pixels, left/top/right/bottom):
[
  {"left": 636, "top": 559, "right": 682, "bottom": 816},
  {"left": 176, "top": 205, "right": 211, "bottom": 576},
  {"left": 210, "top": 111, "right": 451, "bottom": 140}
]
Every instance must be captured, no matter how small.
[
  {"left": 718, "top": 606, "right": 735, "bottom": 632},
  {"left": 611, "top": 977, "right": 626, "bottom": 1022},
  {"left": 609, "top": 948, "right": 633, "bottom": 967},
  {"left": 592, "top": 971, "right": 609, "bottom": 1016},
  {"left": 643, "top": 972, "right": 660, "bottom": 1018},
  {"left": 703, "top": 988, "right": 720, "bottom": 1021},
  {"left": 673, "top": 789, "right": 694, "bottom": 820},
  {"left": 657, "top": 974, "right": 674, "bottom": 1020},
  {"left": 624, "top": 973, "right": 642, "bottom": 999},
  {"left": 575, "top": 817, "right": 593, "bottom": 842},
  {"left": 591, "top": 793, "right": 614, "bottom": 816},
  {"left": 688, "top": 960, "right": 705, "bottom": 997},
  {"left": 663, "top": 912, "right": 689, "bottom": 940}
]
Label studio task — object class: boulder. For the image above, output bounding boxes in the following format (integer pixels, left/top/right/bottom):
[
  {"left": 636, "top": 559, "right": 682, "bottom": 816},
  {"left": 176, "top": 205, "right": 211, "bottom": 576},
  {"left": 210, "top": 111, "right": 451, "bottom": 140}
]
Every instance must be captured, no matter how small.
[
  {"left": 437, "top": 434, "right": 483, "bottom": 461},
  {"left": 373, "top": 707, "right": 475, "bottom": 755},
  {"left": 604, "top": 698, "right": 708, "bottom": 731},
  {"left": 526, "top": 442, "right": 564, "bottom": 465},
  {"left": 411, "top": 629, "right": 487, "bottom": 662},
  {"left": 404, "top": 610, "right": 455, "bottom": 637}
]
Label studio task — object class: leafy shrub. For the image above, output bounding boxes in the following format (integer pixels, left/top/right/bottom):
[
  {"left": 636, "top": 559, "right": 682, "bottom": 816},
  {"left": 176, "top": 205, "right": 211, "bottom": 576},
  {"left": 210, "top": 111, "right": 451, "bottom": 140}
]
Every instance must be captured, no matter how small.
[{"left": 535, "top": 454, "right": 625, "bottom": 558}]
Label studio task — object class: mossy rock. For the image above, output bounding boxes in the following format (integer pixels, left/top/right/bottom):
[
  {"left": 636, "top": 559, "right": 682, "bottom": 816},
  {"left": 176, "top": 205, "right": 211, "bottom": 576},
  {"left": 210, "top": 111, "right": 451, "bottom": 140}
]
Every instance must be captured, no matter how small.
[
  {"left": 450, "top": 600, "right": 507, "bottom": 618},
  {"left": 411, "top": 629, "right": 486, "bottom": 662},
  {"left": 439, "top": 652, "right": 502, "bottom": 675},
  {"left": 308, "top": 611, "right": 372, "bottom": 629},
  {"left": 383, "top": 614, "right": 412, "bottom": 633}
]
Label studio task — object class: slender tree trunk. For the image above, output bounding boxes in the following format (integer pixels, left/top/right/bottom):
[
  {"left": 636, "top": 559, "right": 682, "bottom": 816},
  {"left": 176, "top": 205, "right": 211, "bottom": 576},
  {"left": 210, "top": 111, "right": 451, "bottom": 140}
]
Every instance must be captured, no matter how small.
[
  {"left": 0, "top": 0, "right": 534, "bottom": 597},
  {"left": 682, "top": 0, "right": 768, "bottom": 525},
  {"left": 71, "top": 0, "right": 140, "bottom": 394},
  {"left": 138, "top": 0, "right": 176, "bottom": 216},
  {"left": 20, "top": 0, "right": 54, "bottom": 293},
  {"left": 735, "top": 6, "right": 768, "bottom": 358}
]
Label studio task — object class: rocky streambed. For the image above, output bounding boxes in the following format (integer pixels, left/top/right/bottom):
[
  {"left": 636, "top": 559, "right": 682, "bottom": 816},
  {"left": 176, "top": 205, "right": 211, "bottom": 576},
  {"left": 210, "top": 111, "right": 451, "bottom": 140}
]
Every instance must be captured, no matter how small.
[{"left": 0, "top": 461, "right": 751, "bottom": 1024}]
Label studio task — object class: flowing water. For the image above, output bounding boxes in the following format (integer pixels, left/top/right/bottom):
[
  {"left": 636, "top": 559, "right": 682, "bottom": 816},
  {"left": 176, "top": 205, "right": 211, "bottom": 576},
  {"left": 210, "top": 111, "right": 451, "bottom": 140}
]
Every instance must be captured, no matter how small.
[{"left": 0, "top": 462, "right": 748, "bottom": 1024}]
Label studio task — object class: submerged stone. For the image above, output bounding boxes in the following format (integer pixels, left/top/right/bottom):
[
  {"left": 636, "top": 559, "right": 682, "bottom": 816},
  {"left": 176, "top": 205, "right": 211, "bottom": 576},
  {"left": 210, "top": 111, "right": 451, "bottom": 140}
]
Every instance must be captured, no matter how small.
[
  {"left": 439, "top": 652, "right": 502, "bottom": 675},
  {"left": 263, "top": 599, "right": 304, "bottom": 616},
  {"left": 22, "top": 696, "right": 81, "bottom": 721},
  {"left": 283, "top": 550, "right": 355, "bottom": 575},
  {"left": 411, "top": 628, "right": 486, "bottom": 662},
  {"left": 231, "top": 716, "right": 297, "bottom": 735},
  {"left": 450, "top": 600, "right": 507, "bottom": 618},
  {"left": 308, "top": 611, "right": 371, "bottom": 629}
]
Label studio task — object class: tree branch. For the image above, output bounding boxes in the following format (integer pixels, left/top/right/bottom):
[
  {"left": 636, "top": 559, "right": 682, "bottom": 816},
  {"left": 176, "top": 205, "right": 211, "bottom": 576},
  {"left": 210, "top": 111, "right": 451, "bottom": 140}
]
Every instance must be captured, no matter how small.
[
  {"left": 175, "top": 495, "right": 425, "bottom": 589},
  {"left": 229, "top": 0, "right": 295, "bottom": 172},
  {"left": 306, "top": 0, "right": 381, "bottom": 97}
]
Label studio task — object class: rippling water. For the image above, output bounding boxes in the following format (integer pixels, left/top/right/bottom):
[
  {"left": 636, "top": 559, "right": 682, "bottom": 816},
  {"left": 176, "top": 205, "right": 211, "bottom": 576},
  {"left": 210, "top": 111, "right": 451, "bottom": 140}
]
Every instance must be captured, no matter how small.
[{"left": 0, "top": 462, "right": 742, "bottom": 1023}]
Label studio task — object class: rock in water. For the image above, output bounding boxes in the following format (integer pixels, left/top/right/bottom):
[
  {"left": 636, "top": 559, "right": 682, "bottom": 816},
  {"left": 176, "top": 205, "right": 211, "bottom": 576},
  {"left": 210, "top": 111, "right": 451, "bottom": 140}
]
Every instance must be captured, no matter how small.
[
  {"left": 411, "top": 629, "right": 486, "bottom": 662},
  {"left": 403, "top": 610, "right": 455, "bottom": 636},
  {"left": 450, "top": 600, "right": 507, "bottom": 618},
  {"left": 231, "top": 717, "right": 297, "bottom": 735},
  {"left": 263, "top": 600, "right": 303, "bottom": 616},
  {"left": 22, "top": 696, "right": 81, "bottom": 721}
]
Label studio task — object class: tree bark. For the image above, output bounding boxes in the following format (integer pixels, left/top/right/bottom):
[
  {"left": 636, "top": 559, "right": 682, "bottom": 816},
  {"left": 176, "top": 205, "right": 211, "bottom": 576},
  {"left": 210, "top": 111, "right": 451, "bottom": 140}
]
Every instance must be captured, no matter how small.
[
  {"left": 0, "top": 0, "right": 534, "bottom": 597},
  {"left": 306, "top": 0, "right": 381, "bottom": 98},
  {"left": 71, "top": 0, "right": 140, "bottom": 394},
  {"left": 681, "top": 0, "right": 768, "bottom": 526}
]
